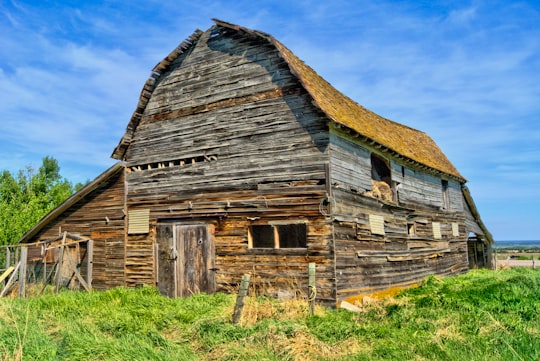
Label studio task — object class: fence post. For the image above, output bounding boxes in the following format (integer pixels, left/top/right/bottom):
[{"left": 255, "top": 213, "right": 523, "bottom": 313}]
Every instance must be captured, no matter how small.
[
  {"left": 18, "top": 247, "right": 28, "bottom": 298},
  {"left": 232, "top": 274, "right": 250, "bottom": 324},
  {"left": 308, "top": 263, "right": 316, "bottom": 315}
]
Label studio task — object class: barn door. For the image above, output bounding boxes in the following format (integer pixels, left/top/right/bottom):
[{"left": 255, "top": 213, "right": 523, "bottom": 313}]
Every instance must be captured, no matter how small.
[{"left": 157, "top": 223, "right": 216, "bottom": 297}]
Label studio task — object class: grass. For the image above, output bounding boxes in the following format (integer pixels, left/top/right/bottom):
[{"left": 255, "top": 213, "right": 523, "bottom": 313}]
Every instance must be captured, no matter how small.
[{"left": 0, "top": 268, "right": 539, "bottom": 360}]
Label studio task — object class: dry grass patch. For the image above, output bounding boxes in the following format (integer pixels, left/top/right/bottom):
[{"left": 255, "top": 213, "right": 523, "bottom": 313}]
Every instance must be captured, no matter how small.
[{"left": 238, "top": 295, "right": 323, "bottom": 326}]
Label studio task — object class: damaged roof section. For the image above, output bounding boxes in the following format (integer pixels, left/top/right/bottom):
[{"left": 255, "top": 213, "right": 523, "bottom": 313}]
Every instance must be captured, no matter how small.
[{"left": 112, "top": 29, "right": 203, "bottom": 160}]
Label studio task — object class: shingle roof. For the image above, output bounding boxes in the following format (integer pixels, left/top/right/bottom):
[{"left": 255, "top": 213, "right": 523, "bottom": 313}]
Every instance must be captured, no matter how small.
[{"left": 113, "top": 19, "right": 465, "bottom": 181}]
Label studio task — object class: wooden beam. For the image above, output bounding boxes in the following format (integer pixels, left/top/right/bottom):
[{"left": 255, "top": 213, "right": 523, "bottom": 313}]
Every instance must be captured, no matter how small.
[
  {"left": 0, "top": 266, "right": 15, "bottom": 283},
  {"left": 55, "top": 232, "right": 67, "bottom": 293},
  {"left": 87, "top": 239, "right": 93, "bottom": 289},
  {"left": 0, "top": 261, "right": 20, "bottom": 297}
]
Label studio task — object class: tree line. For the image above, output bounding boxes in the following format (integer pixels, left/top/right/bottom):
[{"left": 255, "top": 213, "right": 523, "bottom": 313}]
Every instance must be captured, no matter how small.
[{"left": 0, "top": 156, "right": 83, "bottom": 246}]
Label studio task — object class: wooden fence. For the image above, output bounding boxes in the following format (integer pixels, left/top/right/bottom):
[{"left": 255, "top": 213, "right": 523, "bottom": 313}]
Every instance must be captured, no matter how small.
[{"left": 0, "top": 232, "right": 93, "bottom": 298}]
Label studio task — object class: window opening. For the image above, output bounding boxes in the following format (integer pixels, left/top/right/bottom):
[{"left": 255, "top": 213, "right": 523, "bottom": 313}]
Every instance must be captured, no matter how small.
[
  {"left": 278, "top": 224, "right": 307, "bottom": 248},
  {"left": 249, "top": 223, "right": 307, "bottom": 249},
  {"left": 441, "top": 180, "right": 449, "bottom": 209},
  {"left": 368, "top": 153, "right": 394, "bottom": 202},
  {"left": 407, "top": 222, "right": 416, "bottom": 236},
  {"left": 249, "top": 225, "right": 275, "bottom": 248},
  {"left": 371, "top": 154, "right": 391, "bottom": 183}
]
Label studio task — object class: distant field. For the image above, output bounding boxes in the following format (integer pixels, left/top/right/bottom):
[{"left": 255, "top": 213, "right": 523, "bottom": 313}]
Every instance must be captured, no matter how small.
[
  {"left": 1, "top": 268, "right": 539, "bottom": 360},
  {"left": 494, "top": 240, "right": 540, "bottom": 268},
  {"left": 496, "top": 251, "right": 540, "bottom": 260}
]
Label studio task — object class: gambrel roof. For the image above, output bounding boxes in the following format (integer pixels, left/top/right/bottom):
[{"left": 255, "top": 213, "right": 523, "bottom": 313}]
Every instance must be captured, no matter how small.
[{"left": 112, "top": 19, "right": 464, "bottom": 181}]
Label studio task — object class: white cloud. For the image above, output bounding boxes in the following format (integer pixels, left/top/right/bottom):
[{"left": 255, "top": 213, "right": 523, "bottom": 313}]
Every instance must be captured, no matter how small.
[{"left": 446, "top": 6, "right": 478, "bottom": 25}]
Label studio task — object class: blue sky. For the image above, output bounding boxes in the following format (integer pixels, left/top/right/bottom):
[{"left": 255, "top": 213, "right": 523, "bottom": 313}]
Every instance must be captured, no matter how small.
[{"left": 1, "top": 0, "right": 539, "bottom": 240}]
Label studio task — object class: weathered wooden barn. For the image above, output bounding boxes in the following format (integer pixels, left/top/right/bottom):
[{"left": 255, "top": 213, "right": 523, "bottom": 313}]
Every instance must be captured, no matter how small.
[{"left": 18, "top": 19, "right": 492, "bottom": 306}]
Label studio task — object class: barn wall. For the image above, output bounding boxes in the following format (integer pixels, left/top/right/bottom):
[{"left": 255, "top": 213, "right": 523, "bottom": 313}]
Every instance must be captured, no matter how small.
[
  {"left": 328, "top": 131, "right": 372, "bottom": 193},
  {"left": 328, "top": 128, "right": 469, "bottom": 302},
  {"left": 329, "top": 127, "right": 464, "bottom": 212},
  {"left": 26, "top": 168, "right": 126, "bottom": 290},
  {"left": 392, "top": 162, "right": 463, "bottom": 212},
  {"left": 122, "top": 27, "right": 336, "bottom": 303},
  {"left": 331, "top": 187, "right": 469, "bottom": 302}
]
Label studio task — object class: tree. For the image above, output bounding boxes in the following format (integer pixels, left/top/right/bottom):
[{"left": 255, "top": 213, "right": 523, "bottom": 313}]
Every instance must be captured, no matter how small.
[{"left": 0, "top": 156, "right": 78, "bottom": 245}]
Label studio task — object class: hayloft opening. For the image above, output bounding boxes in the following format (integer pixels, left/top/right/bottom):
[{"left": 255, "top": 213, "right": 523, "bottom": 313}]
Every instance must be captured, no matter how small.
[
  {"left": 371, "top": 154, "right": 391, "bottom": 184},
  {"left": 368, "top": 153, "right": 394, "bottom": 202},
  {"left": 441, "top": 180, "right": 449, "bottom": 210}
]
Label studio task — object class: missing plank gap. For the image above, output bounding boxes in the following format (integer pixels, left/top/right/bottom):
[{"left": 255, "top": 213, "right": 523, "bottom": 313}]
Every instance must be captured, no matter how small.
[{"left": 130, "top": 154, "right": 218, "bottom": 172}]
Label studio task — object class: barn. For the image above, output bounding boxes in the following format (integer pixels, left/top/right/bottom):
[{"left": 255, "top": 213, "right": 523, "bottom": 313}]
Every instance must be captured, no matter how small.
[{"left": 16, "top": 19, "right": 492, "bottom": 306}]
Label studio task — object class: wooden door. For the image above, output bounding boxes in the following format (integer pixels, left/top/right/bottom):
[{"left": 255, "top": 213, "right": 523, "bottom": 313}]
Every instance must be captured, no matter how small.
[{"left": 157, "top": 223, "right": 216, "bottom": 297}]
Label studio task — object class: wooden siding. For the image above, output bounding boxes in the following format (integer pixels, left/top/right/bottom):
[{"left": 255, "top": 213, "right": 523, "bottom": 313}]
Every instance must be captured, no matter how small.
[
  {"left": 125, "top": 233, "right": 154, "bottom": 287},
  {"left": 392, "top": 163, "right": 463, "bottom": 211},
  {"left": 395, "top": 167, "right": 440, "bottom": 208},
  {"left": 329, "top": 127, "right": 464, "bottom": 212},
  {"left": 331, "top": 187, "right": 469, "bottom": 302},
  {"left": 329, "top": 129, "right": 372, "bottom": 193},
  {"left": 24, "top": 169, "right": 126, "bottom": 290},
  {"left": 212, "top": 214, "right": 335, "bottom": 304}
]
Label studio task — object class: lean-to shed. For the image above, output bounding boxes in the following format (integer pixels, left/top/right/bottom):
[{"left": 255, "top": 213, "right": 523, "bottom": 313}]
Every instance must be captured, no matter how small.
[{"left": 19, "top": 19, "right": 492, "bottom": 306}]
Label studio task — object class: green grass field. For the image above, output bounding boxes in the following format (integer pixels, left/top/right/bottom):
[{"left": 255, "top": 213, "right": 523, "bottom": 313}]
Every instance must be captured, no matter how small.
[{"left": 1, "top": 268, "right": 539, "bottom": 360}]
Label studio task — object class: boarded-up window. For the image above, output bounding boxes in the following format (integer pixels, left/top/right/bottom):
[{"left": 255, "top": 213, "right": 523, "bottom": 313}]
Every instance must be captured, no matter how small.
[
  {"left": 452, "top": 222, "right": 460, "bottom": 237},
  {"left": 128, "top": 209, "right": 150, "bottom": 234},
  {"left": 369, "top": 214, "right": 385, "bottom": 235},
  {"left": 249, "top": 224, "right": 307, "bottom": 249},
  {"left": 432, "top": 222, "right": 442, "bottom": 239}
]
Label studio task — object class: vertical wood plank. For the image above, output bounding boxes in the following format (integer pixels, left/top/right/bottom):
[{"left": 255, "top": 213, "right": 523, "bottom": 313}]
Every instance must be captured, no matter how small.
[
  {"left": 206, "top": 224, "right": 217, "bottom": 294},
  {"left": 55, "top": 232, "right": 67, "bottom": 293},
  {"left": 18, "top": 247, "right": 28, "bottom": 298},
  {"left": 177, "top": 225, "right": 184, "bottom": 297},
  {"left": 87, "top": 239, "right": 93, "bottom": 288},
  {"left": 156, "top": 224, "right": 175, "bottom": 297}
]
